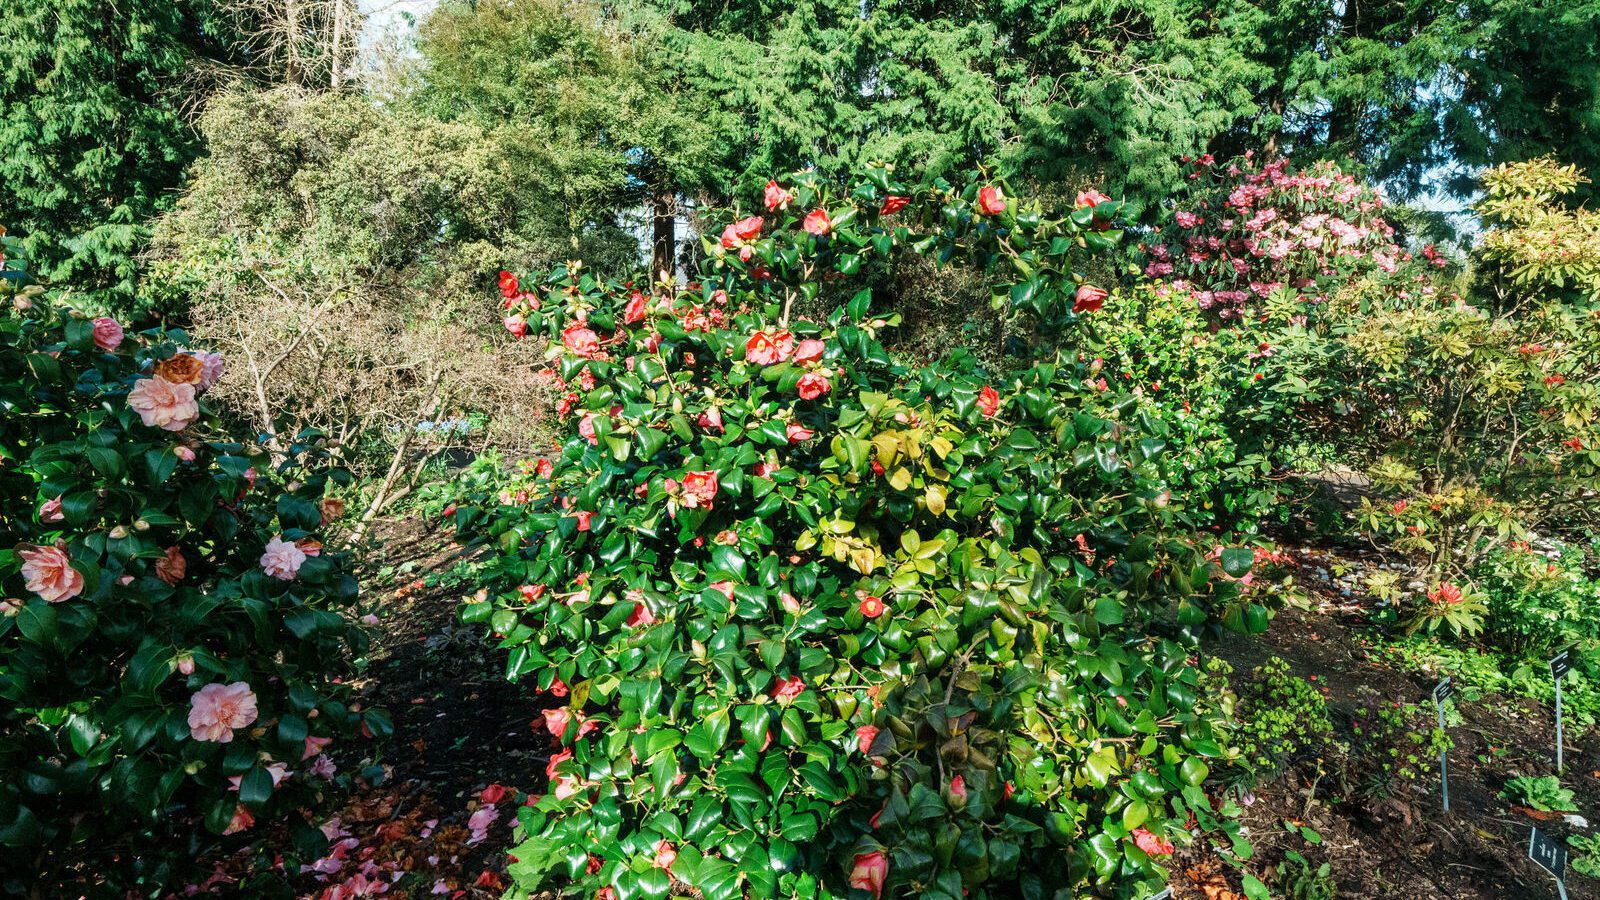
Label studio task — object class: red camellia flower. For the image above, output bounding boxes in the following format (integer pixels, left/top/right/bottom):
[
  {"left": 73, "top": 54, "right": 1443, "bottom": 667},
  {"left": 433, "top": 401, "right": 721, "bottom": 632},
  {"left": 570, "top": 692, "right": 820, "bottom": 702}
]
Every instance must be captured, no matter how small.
[
  {"left": 1074, "top": 284, "right": 1108, "bottom": 313},
  {"left": 720, "top": 215, "right": 764, "bottom": 249},
  {"left": 802, "top": 208, "right": 833, "bottom": 236},
  {"left": 859, "top": 594, "right": 885, "bottom": 618},
  {"left": 680, "top": 470, "right": 719, "bottom": 509},
  {"left": 771, "top": 675, "right": 806, "bottom": 702},
  {"left": 849, "top": 851, "right": 889, "bottom": 899},
  {"left": 624, "top": 292, "right": 648, "bottom": 324},
  {"left": 578, "top": 413, "right": 599, "bottom": 445},
  {"left": 563, "top": 323, "right": 601, "bottom": 357},
  {"left": 977, "top": 186, "right": 1007, "bottom": 215},
  {"left": 792, "top": 338, "right": 826, "bottom": 363},
  {"left": 880, "top": 195, "right": 910, "bottom": 216},
  {"left": 746, "top": 330, "right": 796, "bottom": 366},
  {"left": 497, "top": 270, "right": 519, "bottom": 299},
  {"left": 697, "top": 406, "right": 724, "bottom": 433},
  {"left": 626, "top": 601, "right": 656, "bottom": 627},
  {"left": 855, "top": 724, "right": 880, "bottom": 754},
  {"left": 574, "top": 511, "right": 594, "bottom": 531},
  {"left": 481, "top": 784, "right": 511, "bottom": 805},
  {"left": 503, "top": 314, "right": 528, "bottom": 338},
  {"left": 1131, "top": 827, "right": 1175, "bottom": 857},
  {"left": 786, "top": 422, "right": 814, "bottom": 444},
  {"left": 763, "top": 180, "right": 794, "bottom": 211},
  {"left": 536, "top": 458, "right": 554, "bottom": 478},
  {"left": 797, "top": 373, "right": 831, "bottom": 400},
  {"left": 978, "top": 384, "right": 1000, "bottom": 418}
]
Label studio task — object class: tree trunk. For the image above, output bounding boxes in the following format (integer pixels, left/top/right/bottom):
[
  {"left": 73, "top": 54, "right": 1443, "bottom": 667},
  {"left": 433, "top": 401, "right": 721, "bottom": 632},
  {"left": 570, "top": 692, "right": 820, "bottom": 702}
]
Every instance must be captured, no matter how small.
[{"left": 652, "top": 185, "right": 676, "bottom": 281}]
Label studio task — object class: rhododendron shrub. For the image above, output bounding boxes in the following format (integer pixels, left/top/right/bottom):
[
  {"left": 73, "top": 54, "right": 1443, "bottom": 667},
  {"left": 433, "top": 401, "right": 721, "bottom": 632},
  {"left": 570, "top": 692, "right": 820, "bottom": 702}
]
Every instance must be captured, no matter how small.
[
  {"left": 455, "top": 167, "right": 1268, "bottom": 899},
  {"left": 0, "top": 249, "right": 381, "bottom": 892},
  {"left": 1143, "top": 154, "right": 1412, "bottom": 321}
]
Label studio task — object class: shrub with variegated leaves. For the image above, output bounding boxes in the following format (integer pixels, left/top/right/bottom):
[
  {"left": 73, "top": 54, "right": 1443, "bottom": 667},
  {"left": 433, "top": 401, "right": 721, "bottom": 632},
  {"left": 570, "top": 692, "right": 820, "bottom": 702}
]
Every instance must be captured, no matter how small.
[
  {"left": 451, "top": 166, "right": 1275, "bottom": 900},
  {"left": 0, "top": 233, "right": 381, "bottom": 895}
]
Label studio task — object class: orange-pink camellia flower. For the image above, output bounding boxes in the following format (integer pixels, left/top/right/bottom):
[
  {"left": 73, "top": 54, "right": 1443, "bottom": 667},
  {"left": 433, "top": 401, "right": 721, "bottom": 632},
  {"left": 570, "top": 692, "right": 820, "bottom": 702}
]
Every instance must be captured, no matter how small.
[
  {"left": 260, "top": 535, "right": 307, "bottom": 581},
  {"left": 91, "top": 316, "right": 124, "bottom": 351},
  {"left": 653, "top": 840, "right": 677, "bottom": 871},
  {"left": 543, "top": 707, "right": 571, "bottom": 735},
  {"left": 977, "top": 186, "right": 1007, "bottom": 215},
  {"left": 796, "top": 373, "right": 831, "bottom": 400},
  {"left": 188, "top": 681, "right": 259, "bottom": 743},
  {"left": 680, "top": 470, "right": 719, "bottom": 509},
  {"left": 786, "top": 422, "right": 814, "bottom": 444},
  {"left": 155, "top": 546, "right": 186, "bottom": 585},
  {"left": 127, "top": 376, "right": 199, "bottom": 432},
  {"left": 978, "top": 385, "right": 1000, "bottom": 418},
  {"left": 793, "top": 339, "right": 825, "bottom": 363},
  {"left": 19, "top": 544, "right": 83, "bottom": 602},
  {"left": 763, "top": 180, "right": 793, "bottom": 211},
  {"left": 1073, "top": 284, "right": 1108, "bottom": 313},
  {"left": 771, "top": 675, "right": 805, "bottom": 703},
  {"left": 802, "top": 208, "right": 833, "bottom": 236},
  {"left": 1131, "top": 826, "right": 1175, "bottom": 857},
  {"left": 849, "top": 851, "right": 889, "bottom": 899},
  {"left": 745, "top": 329, "right": 795, "bottom": 366},
  {"left": 720, "top": 215, "right": 764, "bottom": 249},
  {"left": 627, "top": 601, "right": 657, "bottom": 628},
  {"left": 855, "top": 724, "right": 880, "bottom": 754}
]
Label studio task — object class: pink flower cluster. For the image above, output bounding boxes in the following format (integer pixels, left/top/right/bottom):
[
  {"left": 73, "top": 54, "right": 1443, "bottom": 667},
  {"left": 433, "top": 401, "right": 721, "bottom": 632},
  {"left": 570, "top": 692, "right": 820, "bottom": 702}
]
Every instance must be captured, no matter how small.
[{"left": 1145, "top": 155, "right": 1406, "bottom": 319}]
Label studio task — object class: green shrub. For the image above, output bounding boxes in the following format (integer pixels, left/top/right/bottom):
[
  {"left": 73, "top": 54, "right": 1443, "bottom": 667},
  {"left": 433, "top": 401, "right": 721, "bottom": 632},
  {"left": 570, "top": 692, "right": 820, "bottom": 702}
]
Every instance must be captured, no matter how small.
[
  {"left": 452, "top": 167, "right": 1273, "bottom": 899},
  {"left": 1231, "top": 658, "right": 1334, "bottom": 779},
  {"left": 0, "top": 235, "right": 379, "bottom": 894},
  {"left": 1502, "top": 775, "right": 1577, "bottom": 812}
]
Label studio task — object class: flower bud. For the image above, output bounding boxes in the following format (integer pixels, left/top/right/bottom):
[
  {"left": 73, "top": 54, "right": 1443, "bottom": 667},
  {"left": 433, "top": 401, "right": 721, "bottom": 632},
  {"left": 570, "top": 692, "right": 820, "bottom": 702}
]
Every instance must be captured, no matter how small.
[
  {"left": 133, "top": 519, "right": 150, "bottom": 532},
  {"left": 174, "top": 652, "right": 195, "bottom": 675},
  {"left": 12, "top": 297, "right": 31, "bottom": 312},
  {"left": 109, "top": 526, "right": 129, "bottom": 539}
]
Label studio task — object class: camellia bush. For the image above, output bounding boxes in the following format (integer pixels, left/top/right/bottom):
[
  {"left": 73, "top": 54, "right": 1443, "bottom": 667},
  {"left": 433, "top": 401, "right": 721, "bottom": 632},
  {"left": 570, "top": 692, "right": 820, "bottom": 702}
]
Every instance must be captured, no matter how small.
[
  {"left": 0, "top": 230, "right": 382, "bottom": 895},
  {"left": 452, "top": 167, "right": 1277, "bottom": 900}
]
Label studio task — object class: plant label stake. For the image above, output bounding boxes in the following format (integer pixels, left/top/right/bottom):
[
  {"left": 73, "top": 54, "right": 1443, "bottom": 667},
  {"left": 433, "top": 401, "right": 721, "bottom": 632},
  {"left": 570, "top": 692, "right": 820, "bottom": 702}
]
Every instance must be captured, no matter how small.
[
  {"left": 1147, "top": 890, "right": 1172, "bottom": 900},
  {"left": 1551, "top": 648, "right": 1572, "bottom": 774},
  {"left": 1529, "top": 826, "right": 1569, "bottom": 900},
  {"left": 1433, "top": 676, "right": 1453, "bottom": 812}
]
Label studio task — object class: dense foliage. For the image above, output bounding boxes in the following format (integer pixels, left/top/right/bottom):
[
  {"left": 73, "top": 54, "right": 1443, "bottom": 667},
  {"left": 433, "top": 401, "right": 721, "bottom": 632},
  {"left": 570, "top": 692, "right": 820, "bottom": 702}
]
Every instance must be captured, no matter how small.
[{"left": 0, "top": 234, "right": 380, "bottom": 894}]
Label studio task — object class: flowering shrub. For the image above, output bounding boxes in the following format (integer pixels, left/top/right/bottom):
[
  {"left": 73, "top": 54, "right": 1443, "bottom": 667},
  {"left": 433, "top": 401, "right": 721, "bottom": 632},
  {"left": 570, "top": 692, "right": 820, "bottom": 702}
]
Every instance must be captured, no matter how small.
[
  {"left": 1142, "top": 154, "right": 1414, "bottom": 321},
  {"left": 0, "top": 237, "right": 380, "bottom": 893},
  {"left": 455, "top": 167, "right": 1272, "bottom": 899}
]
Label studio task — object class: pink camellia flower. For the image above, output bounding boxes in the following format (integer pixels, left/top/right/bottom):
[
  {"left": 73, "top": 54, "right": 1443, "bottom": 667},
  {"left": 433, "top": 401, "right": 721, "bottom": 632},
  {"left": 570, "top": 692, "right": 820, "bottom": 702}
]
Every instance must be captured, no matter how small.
[
  {"left": 948, "top": 775, "right": 967, "bottom": 803},
  {"left": 1073, "top": 284, "right": 1108, "bottom": 314},
  {"left": 855, "top": 725, "right": 880, "bottom": 754},
  {"left": 574, "top": 510, "right": 594, "bottom": 531},
  {"left": 498, "top": 271, "right": 520, "bottom": 299},
  {"left": 542, "top": 707, "right": 572, "bottom": 735},
  {"left": 1075, "top": 189, "right": 1113, "bottom": 211},
  {"left": 223, "top": 805, "right": 255, "bottom": 836},
  {"left": 786, "top": 422, "right": 814, "bottom": 444},
  {"left": 627, "top": 601, "right": 656, "bottom": 628},
  {"left": 303, "top": 735, "right": 333, "bottom": 760},
  {"left": 127, "top": 377, "right": 200, "bottom": 432},
  {"left": 91, "top": 317, "right": 124, "bottom": 351},
  {"left": 796, "top": 373, "right": 831, "bottom": 400},
  {"left": 977, "top": 186, "right": 1007, "bottom": 216},
  {"left": 193, "top": 351, "right": 225, "bottom": 390},
  {"left": 19, "top": 544, "right": 83, "bottom": 603},
  {"left": 709, "top": 581, "right": 736, "bottom": 601},
  {"left": 802, "top": 209, "right": 833, "bottom": 236},
  {"left": 260, "top": 536, "right": 307, "bottom": 580},
  {"left": 977, "top": 385, "right": 1000, "bottom": 418},
  {"left": 771, "top": 675, "right": 805, "bottom": 703},
  {"left": 745, "top": 330, "right": 795, "bottom": 366},
  {"left": 624, "top": 292, "right": 648, "bottom": 324},
  {"left": 793, "top": 339, "right": 826, "bottom": 363},
  {"left": 228, "top": 761, "right": 288, "bottom": 792},
  {"left": 763, "top": 181, "right": 794, "bottom": 211},
  {"left": 187, "top": 681, "right": 259, "bottom": 743},
  {"left": 697, "top": 406, "right": 724, "bottom": 433},
  {"left": 1131, "top": 827, "right": 1175, "bottom": 857},
  {"left": 503, "top": 314, "right": 528, "bottom": 338},
  {"left": 849, "top": 851, "right": 889, "bottom": 899},
  {"left": 680, "top": 470, "right": 719, "bottom": 509},
  {"left": 653, "top": 840, "right": 677, "bottom": 871},
  {"left": 859, "top": 595, "right": 886, "bottom": 618},
  {"left": 38, "top": 497, "right": 64, "bottom": 523},
  {"left": 578, "top": 412, "right": 599, "bottom": 445},
  {"left": 562, "top": 323, "right": 600, "bottom": 358},
  {"left": 720, "top": 215, "right": 764, "bottom": 249},
  {"left": 880, "top": 195, "right": 910, "bottom": 216},
  {"left": 155, "top": 546, "right": 186, "bottom": 585}
]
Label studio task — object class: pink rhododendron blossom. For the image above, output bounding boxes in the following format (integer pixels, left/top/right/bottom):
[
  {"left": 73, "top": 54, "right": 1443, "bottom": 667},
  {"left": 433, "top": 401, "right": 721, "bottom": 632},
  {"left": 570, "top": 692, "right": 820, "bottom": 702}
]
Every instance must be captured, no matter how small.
[
  {"left": 260, "top": 536, "right": 307, "bottom": 580},
  {"left": 91, "top": 317, "right": 124, "bottom": 351},
  {"left": 19, "top": 544, "right": 82, "bottom": 602},
  {"left": 127, "top": 377, "right": 199, "bottom": 431},
  {"left": 188, "top": 682, "right": 259, "bottom": 743}
]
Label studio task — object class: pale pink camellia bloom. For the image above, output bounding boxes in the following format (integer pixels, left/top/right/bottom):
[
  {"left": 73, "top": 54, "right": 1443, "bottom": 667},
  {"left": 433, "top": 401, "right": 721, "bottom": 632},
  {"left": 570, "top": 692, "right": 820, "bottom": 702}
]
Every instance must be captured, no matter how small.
[
  {"left": 653, "top": 840, "right": 677, "bottom": 871},
  {"left": 0, "top": 599, "right": 22, "bottom": 617},
  {"left": 260, "top": 536, "right": 307, "bottom": 580},
  {"left": 38, "top": 497, "right": 64, "bottom": 523},
  {"left": 976, "top": 186, "right": 1007, "bottom": 216},
  {"left": 310, "top": 754, "right": 336, "bottom": 780},
  {"left": 786, "top": 422, "right": 814, "bottom": 444},
  {"left": 745, "top": 330, "right": 795, "bottom": 366},
  {"left": 19, "top": 544, "right": 83, "bottom": 603},
  {"left": 977, "top": 385, "right": 1000, "bottom": 419},
  {"left": 796, "top": 373, "right": 831, "bottom": 400},
  {"left": 303, "top": 734, "right": 333, "bottom": 760},
  {"left": 228, "top": 761, "right": 288, "bottom": 792},
  {"left": 222, "top": 805, "right": 255, "bottom": 836},
  {"left": 697, "top": 406, "right": 724, "bottom": 433},
  {"left": 466, "top": 806, "right": 500, "bottom": 845},
  {"left": 91, "top": 317, "right": 124, "bottom": 351},
  {"left": 856, "top": 724, "right": 880, "bottom": 754},
  {"left": 849, "top": 851, "right": 889, "bottom": 899},
  {"left": 188, "top": 681, "right": 259, "bottom": 743},
  {"left": 193, "top": 351, "right": 225, "bottom": 390},
  {"left": 127, "top": 376, "right": 200, "bottom": 432},
  {"left": 175, "top": 651, "right": 195, "bottom": 675},
  {"left": 542, "top": 707, "right": 572, "bottom": 735},
  {"left": 578, "top": 412, "right": 599, "bottom": 445},
  {"left": 802, "top": 209, "right": 833, "bottom": 236},
  {"left": 792, "top": 339, "right": 826, "bottom": 363},
  {"left": 1131, "top": 826, "right": 1175, "bottom": 857}
]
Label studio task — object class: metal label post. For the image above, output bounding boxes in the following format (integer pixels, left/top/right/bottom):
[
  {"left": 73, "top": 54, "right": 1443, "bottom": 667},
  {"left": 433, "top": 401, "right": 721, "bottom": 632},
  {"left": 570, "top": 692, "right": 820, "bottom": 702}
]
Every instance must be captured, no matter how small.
[
  {"left": 1551, "top": 648, "right": 1572, "bottom": 774},
  {"left": 1433, "top": 676, "right": 1454, "bottom": 812}
]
